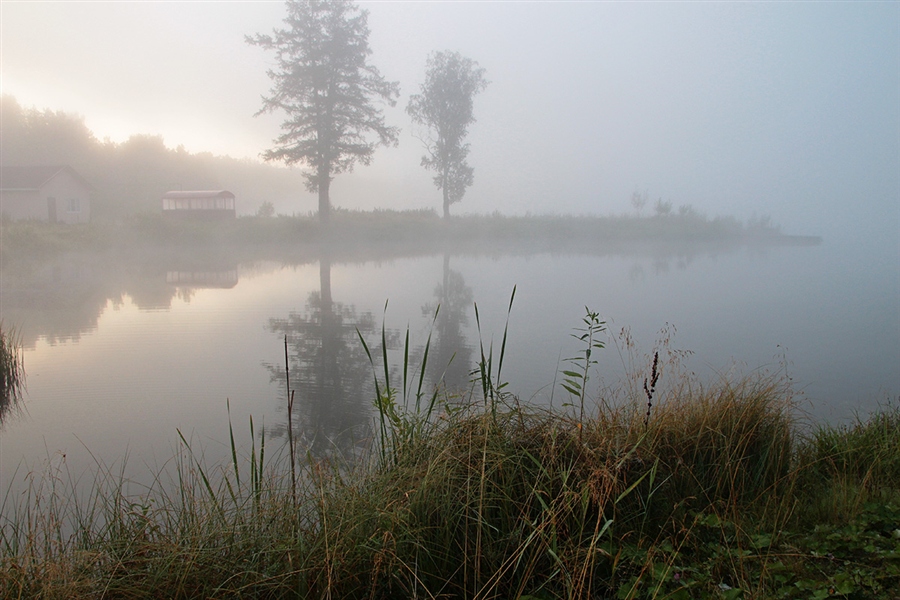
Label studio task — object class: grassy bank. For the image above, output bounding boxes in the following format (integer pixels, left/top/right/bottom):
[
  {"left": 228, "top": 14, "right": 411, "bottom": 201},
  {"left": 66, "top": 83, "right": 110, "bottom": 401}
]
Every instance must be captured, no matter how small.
[
  {"left": 1, "top": 208, "right": 808, "bottom": 265},
  {"left": 2, "top": 356, "right": 897, "bottom": 598}
]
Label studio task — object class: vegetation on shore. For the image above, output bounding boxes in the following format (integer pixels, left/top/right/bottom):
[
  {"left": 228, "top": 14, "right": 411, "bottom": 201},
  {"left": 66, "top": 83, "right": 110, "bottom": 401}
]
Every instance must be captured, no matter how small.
[
  {"left": 2, "top": 93, "right": 806, "bottom": 263},
  {"left": 1, "top": 310, "right": 895, "bottom": 599},
  {"left": 1, "top": 207, "right": 804, "bottom": 265},
  {"left": 1, "top": 94, "right": 312, "bottom": 222}
]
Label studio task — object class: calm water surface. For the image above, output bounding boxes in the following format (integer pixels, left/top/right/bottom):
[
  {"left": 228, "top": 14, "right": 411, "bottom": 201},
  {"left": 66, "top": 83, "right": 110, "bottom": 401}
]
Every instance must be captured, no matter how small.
[{"left": 1, "top": 238, "right": 897, "bottom": 491}]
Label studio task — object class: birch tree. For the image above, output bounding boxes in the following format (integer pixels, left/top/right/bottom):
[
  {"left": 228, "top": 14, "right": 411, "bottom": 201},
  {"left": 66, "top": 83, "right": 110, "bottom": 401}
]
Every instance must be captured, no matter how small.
[{"left": 407, "top": 51, "right": 488, "bottom": 218}]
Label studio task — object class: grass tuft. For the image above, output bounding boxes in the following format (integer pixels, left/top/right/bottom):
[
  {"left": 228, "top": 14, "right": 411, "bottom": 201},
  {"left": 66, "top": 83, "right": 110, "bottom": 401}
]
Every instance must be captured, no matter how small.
[{"left": 0, "top": 323, "right": 25, "bottom": 423}]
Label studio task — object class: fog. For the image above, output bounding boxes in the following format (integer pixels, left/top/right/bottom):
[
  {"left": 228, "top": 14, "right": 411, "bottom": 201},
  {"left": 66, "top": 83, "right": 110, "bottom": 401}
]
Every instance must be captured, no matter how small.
[
  {"left": 2, "top": 1, "right": 897, "bottom": 242},
  {"left": 1, "top": 1, "right": 899, "bottom": 511}
]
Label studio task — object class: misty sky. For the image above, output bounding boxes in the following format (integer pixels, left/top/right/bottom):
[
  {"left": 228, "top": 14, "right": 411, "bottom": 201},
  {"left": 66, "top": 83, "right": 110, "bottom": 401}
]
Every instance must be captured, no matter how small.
[{"left": 1, "top": 1, "right": 898, "bottom": 241}]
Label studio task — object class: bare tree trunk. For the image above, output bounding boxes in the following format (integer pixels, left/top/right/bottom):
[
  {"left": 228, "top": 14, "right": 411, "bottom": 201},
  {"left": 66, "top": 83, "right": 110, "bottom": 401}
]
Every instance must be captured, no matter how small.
[
  {"left": 318, "top": 166, "right": 331, "bottom": 224},
  {"left": 442, "top": 166, "right": 450, "bottom": 218}
]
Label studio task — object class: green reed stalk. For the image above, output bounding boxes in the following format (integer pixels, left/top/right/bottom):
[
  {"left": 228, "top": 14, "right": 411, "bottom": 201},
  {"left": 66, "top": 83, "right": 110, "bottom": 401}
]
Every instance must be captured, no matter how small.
[
  {"left": 472, "top": 286, "right": 516, "bottom": 419},
  {"left": 357, "top": 327, "right": 388, "bottom": 464},
  {"left": 284, "top": 334, "right": 297, "bottom": 505},
  {"left": 560, "top": 307, "right": 606, "bottom": 437},
  {"left": 416, "top": 308, "right": 441, "bottom": 420}
]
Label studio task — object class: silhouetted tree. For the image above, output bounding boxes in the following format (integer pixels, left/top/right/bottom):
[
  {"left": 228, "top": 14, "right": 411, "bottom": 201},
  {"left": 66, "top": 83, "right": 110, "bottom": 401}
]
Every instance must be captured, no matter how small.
[
  {"left": 407, "top": 51, "right": 488, "bottom": 218},
  {"left": 630, "top": 189, "right": 648, "bottom": 216},
  {"left": 247, "top": 0, "right": 400, "bottom": 223},
  {"left": 654, "top": 198, "right": 673, "bottom": 217}
]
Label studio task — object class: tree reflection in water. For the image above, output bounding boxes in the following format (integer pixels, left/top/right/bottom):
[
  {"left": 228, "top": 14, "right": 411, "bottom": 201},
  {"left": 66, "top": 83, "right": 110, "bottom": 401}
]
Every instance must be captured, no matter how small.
[
  {"left": 266, "top": 258, "right": 381, "bottom": 461},
  {"left": 423, "top": 254, "right": 474, "bottom": 397},
  {"left": 265, "top": 254, "right": 477, "bottom": 460}
]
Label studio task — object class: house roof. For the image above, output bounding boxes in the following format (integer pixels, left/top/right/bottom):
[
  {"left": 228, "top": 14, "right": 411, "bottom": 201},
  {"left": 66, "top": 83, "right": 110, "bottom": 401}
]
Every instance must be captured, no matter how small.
[
  {"left": 0, "top": 165, "right": 93, "bottom": 191},
  {"left": 162, "top": 190, "right": 235, "bottom": 200}
]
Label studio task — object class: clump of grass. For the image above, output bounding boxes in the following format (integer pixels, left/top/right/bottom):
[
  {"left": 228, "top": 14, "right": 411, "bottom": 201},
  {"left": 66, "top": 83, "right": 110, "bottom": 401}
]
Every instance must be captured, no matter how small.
[
  {"left": 636, "top": 373, "right": 795, "bottom": 509},
  {"left": 303, "top": 312, "right": 801, "bottom": 598},
  {"left": 1, "top": 425, "right": 316, "bottom": 598},
  {"left": 308, "top": 405, "right": 621, "bottom": 598},
  {"left": 795, "top": 399, "right": 900, "bottom": 524},
  {"left": 0, "top": 323, "right": 24, "bottom": 422}
]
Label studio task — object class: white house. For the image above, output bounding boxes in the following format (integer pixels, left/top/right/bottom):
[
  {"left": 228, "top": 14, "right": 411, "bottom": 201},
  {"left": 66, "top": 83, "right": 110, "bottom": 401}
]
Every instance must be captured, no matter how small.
[{"left": 0, "top": 165, "right": 92, "bottom": 224}]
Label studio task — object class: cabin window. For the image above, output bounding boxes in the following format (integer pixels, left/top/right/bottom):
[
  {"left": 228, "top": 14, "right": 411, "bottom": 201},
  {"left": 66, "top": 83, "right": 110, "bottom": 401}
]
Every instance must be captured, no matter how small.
[{"left": 67, "top": 198, "right": 81, "bottom": 213}]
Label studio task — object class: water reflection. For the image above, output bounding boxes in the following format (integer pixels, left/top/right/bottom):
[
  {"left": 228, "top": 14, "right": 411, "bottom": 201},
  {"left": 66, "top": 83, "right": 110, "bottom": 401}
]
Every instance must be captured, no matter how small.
[
  {"left": 0, "top": 253, "right": 240, "bottom": 347},
  {"left": 423, "top": 253, "right": 474, "bottom": 395},
  {"left": 0, "top": 238, "right": 787, "bottom": 351},
  {"left": 0, "top": 255, "right": 113, "bottom": 347},
  {"left": 165, "top": 269, "right": 238, "bottom": 288},
  {"left": 266, "top": 258, "right": 380, "bottom": 460},
  {"left": 8, "top": 232, "right": 896, "bottom": 523},
  {"left": 262, "top": 253, "right": 481, "bottom": 461}
]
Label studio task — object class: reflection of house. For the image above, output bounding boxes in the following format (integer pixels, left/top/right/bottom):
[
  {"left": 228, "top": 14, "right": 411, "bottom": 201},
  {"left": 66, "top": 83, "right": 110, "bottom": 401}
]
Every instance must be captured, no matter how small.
[
  {"left": 162, "top": 190, "right": 236, "bottom": 219},
  {"left": 0, "top": 165, "right": 92, "bottom": 223},
  {"left": 166, "top": 269, "right": 239, "bottom": 289}
]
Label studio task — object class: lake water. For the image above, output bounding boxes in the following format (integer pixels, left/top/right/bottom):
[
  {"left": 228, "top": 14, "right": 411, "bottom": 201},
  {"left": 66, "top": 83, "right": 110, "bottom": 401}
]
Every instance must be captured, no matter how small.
[{"left": 1, "top": 236, "right": 897, "bottom": 491}]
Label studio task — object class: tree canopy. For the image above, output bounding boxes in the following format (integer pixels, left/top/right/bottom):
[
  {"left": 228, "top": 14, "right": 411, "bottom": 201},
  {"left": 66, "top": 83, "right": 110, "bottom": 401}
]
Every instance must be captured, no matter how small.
[
  {"left": 407, "top": 51, "right": 488, "bottom": 218},
  {"left": 247, "top": 0, "right": 400, "bottom": 223}
]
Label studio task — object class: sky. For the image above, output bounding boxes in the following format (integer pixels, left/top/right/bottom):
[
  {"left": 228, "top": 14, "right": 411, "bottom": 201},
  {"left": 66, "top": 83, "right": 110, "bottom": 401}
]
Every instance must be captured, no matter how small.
[{"left": 1, "top": 1, "right": 898, "bottom": 241}]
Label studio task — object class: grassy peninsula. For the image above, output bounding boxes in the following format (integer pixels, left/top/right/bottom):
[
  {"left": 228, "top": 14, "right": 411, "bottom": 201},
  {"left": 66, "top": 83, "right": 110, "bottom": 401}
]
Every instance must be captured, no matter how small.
[{"left": 0, "top": 207, "right": 815, "bottom": 266}]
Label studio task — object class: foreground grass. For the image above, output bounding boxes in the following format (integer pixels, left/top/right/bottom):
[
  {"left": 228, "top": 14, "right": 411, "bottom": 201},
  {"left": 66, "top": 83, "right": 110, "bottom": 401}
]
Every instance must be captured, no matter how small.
[{"left": 2, "top": 372, "right": 898, "bottom": 599}]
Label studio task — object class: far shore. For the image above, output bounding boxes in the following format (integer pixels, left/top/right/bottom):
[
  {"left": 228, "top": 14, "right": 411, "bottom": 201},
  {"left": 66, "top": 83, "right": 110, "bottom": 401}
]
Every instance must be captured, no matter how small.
[{"left": 0, "top": 209, "right": 820, "bottom": 265}]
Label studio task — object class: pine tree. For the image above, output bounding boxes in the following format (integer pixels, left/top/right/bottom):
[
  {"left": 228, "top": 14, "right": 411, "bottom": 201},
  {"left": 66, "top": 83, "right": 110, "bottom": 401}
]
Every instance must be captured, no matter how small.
[{"left": 247, "top": 0, "right": 399, "bottom": 223}]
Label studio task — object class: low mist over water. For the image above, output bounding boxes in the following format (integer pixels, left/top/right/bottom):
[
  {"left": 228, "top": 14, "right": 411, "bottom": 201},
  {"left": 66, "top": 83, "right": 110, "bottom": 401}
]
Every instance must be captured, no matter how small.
[{"left": 1, "top": 235, "right": 896, "bottom": 488}]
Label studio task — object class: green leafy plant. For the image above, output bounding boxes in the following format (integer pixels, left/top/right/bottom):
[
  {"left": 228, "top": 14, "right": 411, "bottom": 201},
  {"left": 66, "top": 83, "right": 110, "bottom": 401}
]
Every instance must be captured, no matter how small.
[{"left": 560, "top": 307, "right": 607, "bottom": 434}]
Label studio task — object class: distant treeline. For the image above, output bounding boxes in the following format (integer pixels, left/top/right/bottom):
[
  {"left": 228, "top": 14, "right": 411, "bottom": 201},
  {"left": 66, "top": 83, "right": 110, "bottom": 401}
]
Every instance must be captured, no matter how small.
[{"left": 0, "top": 95, "right": 308, "bottom": 221}]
